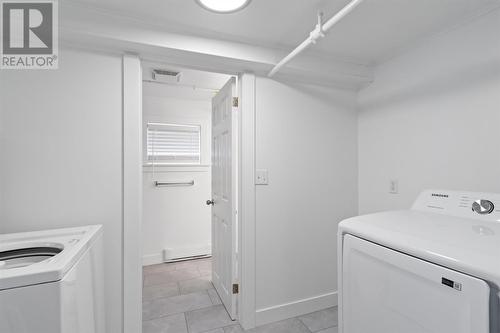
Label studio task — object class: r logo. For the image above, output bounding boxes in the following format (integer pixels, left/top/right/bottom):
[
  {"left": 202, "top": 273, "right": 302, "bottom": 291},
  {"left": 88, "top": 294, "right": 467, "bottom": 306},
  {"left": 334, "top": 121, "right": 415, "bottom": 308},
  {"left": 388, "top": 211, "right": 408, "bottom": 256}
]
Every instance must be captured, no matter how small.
[{"left": 2, "top": 2, "right": 53, "bottom": 54}]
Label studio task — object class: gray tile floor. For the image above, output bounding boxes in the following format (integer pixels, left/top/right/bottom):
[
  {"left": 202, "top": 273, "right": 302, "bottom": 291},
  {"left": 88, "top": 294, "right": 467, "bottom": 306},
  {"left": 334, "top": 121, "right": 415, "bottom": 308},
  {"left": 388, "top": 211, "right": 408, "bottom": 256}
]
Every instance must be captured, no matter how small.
[{"left": 143, "top": 258, "right": 339, "bottom": 333}]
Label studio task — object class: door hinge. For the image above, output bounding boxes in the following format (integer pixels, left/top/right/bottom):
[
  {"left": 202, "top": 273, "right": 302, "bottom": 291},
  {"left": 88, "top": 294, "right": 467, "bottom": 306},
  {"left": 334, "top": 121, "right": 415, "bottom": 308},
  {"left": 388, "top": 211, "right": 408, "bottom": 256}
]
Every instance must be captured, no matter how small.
[
  {"left": 232, "top": 97, "right": 239, "bottom": 107},
  {"left": 232, "top": 283, "right": 239, "bottom": 294}
]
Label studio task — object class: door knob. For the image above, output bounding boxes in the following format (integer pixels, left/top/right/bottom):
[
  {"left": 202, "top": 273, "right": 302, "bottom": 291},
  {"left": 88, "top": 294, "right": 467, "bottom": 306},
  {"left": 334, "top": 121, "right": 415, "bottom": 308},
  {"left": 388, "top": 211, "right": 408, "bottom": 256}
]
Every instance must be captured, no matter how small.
[{"left": 206, "top": 200, "right": 214, "bottom": 206}]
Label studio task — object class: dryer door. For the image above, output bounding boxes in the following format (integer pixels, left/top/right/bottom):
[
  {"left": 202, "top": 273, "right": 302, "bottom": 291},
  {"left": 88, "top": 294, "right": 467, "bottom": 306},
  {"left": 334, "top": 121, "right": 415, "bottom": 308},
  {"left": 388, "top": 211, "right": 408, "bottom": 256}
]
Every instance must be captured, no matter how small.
[{"left": 342, "top": 235, "right": 490, "bottom": 333}]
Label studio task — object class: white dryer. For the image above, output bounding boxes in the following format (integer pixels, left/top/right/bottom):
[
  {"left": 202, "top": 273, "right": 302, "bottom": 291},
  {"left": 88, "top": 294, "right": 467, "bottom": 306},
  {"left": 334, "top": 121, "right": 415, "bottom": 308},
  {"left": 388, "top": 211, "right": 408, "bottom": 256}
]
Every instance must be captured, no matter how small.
[
  {"left": 0, "top": 225, "right": 105, "bottom": 333},
  {"left": 338, "top": 190, "right": 500, "bottom": 333}
]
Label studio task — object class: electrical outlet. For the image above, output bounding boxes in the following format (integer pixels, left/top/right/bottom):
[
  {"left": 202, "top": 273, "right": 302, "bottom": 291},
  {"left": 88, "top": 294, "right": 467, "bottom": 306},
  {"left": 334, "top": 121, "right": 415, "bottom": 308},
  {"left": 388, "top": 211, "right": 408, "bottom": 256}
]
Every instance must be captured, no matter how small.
[
  {"left": 389, "top": 179, "right": 399, "bottom": 194},
  {"left": 256, "top": 169, "right": 269, "bottom": 185}
]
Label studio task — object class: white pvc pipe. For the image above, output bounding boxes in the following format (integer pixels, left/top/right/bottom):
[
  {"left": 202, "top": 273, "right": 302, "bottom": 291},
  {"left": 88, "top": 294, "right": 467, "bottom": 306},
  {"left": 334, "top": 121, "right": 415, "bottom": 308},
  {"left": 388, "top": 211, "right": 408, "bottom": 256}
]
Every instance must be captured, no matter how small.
[
  {"left": 268, "top": 0, "right": 364, "bottom": 77},
  {"left": 323, "top": 0, "right": 364, "bottom": 31},
  {"left": 268, "top": 38, "right": 313, "bottom": 78}
]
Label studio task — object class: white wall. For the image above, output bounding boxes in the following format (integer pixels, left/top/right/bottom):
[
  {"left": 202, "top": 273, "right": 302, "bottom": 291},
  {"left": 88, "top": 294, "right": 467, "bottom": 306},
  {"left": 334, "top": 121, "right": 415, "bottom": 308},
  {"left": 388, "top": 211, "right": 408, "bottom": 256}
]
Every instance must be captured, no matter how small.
[
  {"left": 142, "top": 82, "right": 213, "bottom": 265},
  {"left": 358, "top": 9, "right": 500, "bottom": 214},
  {"left": 0, "top": 48, "right": 123, "bottom": 333},
  {"left": 254, "top": 78, "right": 358, "bottom": 324}
]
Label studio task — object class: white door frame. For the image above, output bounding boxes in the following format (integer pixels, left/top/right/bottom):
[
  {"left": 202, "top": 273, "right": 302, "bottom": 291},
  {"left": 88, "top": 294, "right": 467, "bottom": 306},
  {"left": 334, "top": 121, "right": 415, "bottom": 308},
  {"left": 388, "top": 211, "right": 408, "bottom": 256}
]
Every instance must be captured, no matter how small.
[
  {"left": 238, "top": 73, "right": 256, "bottom": 330},
  {"left": 122, "top": 54, "right": 143, "bottom": 333},
  {"left": 122, "top": 55, "right": 257, "bottom": 332}
]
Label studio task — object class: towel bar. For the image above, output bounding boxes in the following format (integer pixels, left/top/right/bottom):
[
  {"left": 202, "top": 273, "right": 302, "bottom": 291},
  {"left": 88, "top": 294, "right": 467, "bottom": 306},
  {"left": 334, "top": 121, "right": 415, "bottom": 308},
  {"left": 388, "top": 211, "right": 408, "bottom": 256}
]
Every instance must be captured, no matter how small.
[{"left": 154, "top": 180, "right": 195, "bottom": 187}]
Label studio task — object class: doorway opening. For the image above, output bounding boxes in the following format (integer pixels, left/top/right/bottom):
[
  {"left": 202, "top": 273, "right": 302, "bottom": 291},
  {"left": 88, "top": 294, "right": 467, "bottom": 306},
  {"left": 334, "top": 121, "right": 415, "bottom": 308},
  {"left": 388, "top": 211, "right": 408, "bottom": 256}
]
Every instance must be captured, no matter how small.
[{"left": 140, "top": 61, "right": 241, "bottom": 332}]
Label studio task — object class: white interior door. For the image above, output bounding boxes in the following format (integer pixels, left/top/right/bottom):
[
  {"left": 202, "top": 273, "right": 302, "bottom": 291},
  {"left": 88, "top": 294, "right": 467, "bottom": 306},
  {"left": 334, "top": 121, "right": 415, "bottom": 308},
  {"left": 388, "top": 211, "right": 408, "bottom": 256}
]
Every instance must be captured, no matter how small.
[{"left": 209, "top": 77, "right": 238, "bottom": 320}]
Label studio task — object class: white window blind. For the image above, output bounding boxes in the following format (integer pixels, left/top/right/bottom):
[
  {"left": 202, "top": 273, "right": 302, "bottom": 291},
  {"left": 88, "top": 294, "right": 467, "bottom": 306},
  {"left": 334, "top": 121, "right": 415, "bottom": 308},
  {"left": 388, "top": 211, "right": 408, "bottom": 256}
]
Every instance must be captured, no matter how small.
[{"left": 147, "top": 123, "right": 201, "bottom": 164}]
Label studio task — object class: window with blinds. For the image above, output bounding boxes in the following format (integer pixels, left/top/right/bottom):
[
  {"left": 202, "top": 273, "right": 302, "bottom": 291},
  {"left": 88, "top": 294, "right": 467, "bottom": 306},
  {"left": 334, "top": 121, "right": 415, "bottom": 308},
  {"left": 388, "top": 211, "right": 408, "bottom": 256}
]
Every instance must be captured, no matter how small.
[{"left": 146, "top": 123, "right": 201, "bottom": 164}]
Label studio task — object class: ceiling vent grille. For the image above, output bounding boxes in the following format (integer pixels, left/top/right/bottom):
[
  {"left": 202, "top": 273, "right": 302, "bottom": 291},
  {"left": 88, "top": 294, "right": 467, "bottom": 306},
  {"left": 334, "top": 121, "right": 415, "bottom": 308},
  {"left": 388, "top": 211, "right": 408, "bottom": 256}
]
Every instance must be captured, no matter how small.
[{"left": 152, "top": 69, "right": 182, "bottom": 83}]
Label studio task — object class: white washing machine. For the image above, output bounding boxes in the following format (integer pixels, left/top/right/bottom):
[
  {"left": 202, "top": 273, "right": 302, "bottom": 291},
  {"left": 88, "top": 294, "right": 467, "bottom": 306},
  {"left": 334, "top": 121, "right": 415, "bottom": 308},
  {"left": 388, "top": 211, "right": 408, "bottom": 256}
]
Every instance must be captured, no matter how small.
[
  {"left": 338, "top": 190, "right": 500, "bottom": 333},
  {"left": 0, "top": 225, "right": 105, "bottom": 333}
]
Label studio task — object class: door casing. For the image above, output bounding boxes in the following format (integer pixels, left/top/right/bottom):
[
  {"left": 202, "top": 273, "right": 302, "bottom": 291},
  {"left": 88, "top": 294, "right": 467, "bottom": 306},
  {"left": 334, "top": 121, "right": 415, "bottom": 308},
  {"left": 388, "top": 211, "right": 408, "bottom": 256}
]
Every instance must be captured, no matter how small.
[{"left": 123, "top": 58, "right": 258, "bottom": 332}]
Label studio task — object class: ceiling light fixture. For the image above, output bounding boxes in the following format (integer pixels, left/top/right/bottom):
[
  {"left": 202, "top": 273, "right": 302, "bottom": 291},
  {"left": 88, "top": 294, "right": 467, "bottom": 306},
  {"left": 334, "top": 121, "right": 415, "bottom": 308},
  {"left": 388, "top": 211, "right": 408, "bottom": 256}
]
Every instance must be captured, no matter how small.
[{"left": 196, "top": 0, "right": 251, "bottom": 13}]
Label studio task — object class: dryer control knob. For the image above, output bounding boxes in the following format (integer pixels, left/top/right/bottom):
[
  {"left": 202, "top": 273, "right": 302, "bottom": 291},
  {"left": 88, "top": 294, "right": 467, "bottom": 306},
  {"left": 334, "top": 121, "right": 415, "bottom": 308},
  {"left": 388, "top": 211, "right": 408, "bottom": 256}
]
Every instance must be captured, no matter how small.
[{"left": 472, "top": 200, "right": 494, "bottom": 215}]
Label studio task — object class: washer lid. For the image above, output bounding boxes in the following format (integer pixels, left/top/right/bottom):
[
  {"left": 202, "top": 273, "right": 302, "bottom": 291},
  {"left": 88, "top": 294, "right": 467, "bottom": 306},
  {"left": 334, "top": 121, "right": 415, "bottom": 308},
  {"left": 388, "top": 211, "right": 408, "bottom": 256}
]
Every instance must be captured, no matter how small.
[
  {"left": 339, "top": 190, "right": 500, "bottom": 289},
  {"left": 0, "top": 225, "right": 102, "bottom": 290}
]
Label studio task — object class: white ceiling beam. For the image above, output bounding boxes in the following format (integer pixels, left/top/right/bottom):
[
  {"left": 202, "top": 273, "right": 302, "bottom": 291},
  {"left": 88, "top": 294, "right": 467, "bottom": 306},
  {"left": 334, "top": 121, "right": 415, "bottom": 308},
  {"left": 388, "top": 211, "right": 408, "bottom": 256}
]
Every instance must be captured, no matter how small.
[{"left": 59, "top": 2, "right": 374, "bottom": 89}]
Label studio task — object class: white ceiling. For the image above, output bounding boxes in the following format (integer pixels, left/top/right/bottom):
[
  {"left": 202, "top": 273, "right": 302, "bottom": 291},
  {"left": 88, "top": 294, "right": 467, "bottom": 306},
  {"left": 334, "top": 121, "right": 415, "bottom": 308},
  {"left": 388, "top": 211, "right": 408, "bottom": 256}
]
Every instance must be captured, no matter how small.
[{"left": 67, "top": 0, "right": 500, "bottom": 65}]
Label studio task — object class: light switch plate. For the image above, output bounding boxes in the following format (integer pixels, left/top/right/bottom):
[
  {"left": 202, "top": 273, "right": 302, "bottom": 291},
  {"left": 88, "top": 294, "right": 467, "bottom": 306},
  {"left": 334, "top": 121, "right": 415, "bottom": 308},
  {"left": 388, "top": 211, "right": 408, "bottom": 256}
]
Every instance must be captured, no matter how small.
[{"left": 256, "top": 169, "right": 269, "bottom": 185}]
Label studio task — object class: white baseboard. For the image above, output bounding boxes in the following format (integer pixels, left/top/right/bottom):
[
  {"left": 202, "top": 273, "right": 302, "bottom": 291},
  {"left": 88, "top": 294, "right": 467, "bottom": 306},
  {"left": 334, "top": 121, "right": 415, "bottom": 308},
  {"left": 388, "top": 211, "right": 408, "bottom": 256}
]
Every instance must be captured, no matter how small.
[
  {"left": 163, "top": 244, "right": 211, "bottom": 262},
  {"left": 255, "top": 292, "right": 338, "bottom": 327},
  {"left": 142, "top": 243, "right": 211, "bottom": 266},
  {"left": 142, "top": 253, "right": 163, "bottom": 266}
]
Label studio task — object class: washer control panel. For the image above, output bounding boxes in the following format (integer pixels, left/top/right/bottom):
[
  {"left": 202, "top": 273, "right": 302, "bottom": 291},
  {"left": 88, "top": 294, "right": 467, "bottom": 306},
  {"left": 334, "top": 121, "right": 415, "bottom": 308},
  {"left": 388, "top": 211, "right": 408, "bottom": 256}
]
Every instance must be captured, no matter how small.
[
  {"left": 412, "top": 190, "right": 500, "bottom": 220},
  {"left": 472, "top": 200, "right": 495, "bottom": 215}
]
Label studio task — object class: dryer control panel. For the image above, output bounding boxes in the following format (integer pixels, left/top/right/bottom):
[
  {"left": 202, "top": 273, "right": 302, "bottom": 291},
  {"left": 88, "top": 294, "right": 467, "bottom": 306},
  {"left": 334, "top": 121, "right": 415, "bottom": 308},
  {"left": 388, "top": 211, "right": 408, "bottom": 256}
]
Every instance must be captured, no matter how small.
[{"left": 412, "top": 190, "right": 500, "bottom": 221}]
